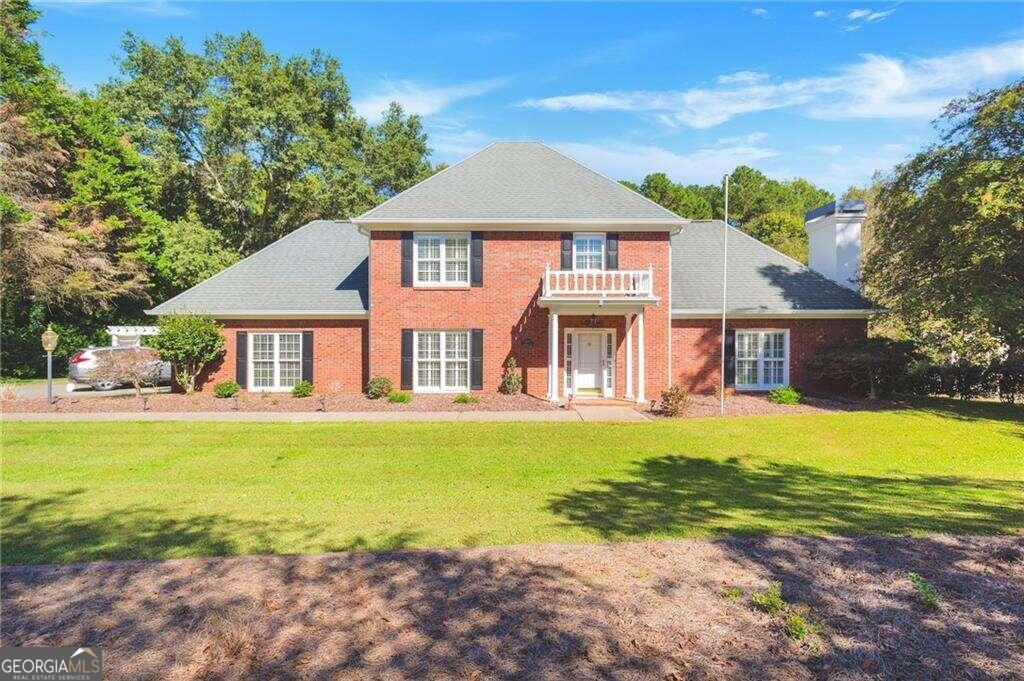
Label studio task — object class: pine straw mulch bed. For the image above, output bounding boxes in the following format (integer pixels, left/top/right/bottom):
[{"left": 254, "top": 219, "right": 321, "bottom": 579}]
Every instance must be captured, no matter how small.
[
  {"left": 2, "top": 535, "right": 1021, "bottom": 680},
  {"left": 2, "top": 391, "right": 561, "bottom": 413},
  {"left": 643, "top": 393, "right": 879, "bottom": 419}
]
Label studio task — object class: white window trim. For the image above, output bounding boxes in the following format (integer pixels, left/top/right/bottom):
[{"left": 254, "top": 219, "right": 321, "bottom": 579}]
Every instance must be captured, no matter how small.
[
  {"left": 734, "top": 329, "right": 790, "bottom": 391},
  {"left": 564, "top": 328, "right": 615, "bottom": 398},
  {"left": 572, "top": 233, "right": 606, "bottom": 272},
  {"left": 413, "top": 232, "right": 471, "bottom": 287},
  {"left": 248, "top": 331, "right": 303, "bottom": 392},
  {"left": 413, "top": 329, "right": 470, "bottom": 393}
]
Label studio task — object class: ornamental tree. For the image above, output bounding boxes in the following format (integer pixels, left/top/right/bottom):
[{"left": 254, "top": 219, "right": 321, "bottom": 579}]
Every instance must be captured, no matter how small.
[{"left": 149, "top": 315, "right": 224, "bottom": 393}]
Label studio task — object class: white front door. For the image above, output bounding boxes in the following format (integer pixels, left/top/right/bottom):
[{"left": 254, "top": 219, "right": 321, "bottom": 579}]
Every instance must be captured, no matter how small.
[{"left": 574, "top": 332, "right": 602, "bottom": 394}]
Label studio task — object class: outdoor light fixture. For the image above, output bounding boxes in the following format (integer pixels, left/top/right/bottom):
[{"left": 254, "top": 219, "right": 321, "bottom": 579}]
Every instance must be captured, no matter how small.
[
  {"left": 584, "top": 314, "right": 599, "bottom": 328},
  {"left": 40, "top": 323, "right": 58, "bottom": 405}
]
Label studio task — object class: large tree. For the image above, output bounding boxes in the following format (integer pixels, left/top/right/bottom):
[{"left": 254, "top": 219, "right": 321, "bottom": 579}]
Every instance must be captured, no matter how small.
[
  {"left": 864, "top": 80, "right": 1024, "bottom": 358},
  {"left": 101, "top": 32, "right": 433, "bottom": 253}
]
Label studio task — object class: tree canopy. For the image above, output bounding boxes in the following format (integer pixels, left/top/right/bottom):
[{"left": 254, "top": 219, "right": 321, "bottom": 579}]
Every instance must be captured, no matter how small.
[{"left": 863, "top": 79, "right": 1024, "bottom": 358}]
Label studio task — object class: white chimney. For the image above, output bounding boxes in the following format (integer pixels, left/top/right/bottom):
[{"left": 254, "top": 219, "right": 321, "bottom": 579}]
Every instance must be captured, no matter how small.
[{"left": 804, "top": 200, "right": 866, "bottom": 291}]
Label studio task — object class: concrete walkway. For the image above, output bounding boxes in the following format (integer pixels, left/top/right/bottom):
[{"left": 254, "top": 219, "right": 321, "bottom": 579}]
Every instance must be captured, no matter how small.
[{"left": 3, "top": 407, "right": 649, "bottom": 423}]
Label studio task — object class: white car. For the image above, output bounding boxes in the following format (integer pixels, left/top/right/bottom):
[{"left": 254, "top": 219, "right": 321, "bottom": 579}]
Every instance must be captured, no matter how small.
[{"left": 66, "top": 346, "right": 172, "bottom": 392}]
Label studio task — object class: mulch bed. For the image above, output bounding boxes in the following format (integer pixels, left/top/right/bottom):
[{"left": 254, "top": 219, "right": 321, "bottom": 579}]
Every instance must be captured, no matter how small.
[
  {"left": 2, "top": 535, "right": 1020, "bottom": 679},
  {"left": 644, "top": 393, "right": 877, "bottom": 419},
  {"left": 2, "top": 392, "right": 561, "bottom": 413}
]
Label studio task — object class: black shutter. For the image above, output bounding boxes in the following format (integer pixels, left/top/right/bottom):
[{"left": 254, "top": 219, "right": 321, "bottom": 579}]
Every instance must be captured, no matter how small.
[
  {"left": 471, "top": 231, "right": 483, "bottom": 287},
  {"left": 301, "top": 331, "right": 313, "bottom": 383},
  {"left": 235, "top": 332, "right": 247, "bottom": 388},
  {"left": 470, "top": 329, "right": 484, "bottom": 390},
  {"left": 724, "top": 329, "right": 736, "bottom": 387},
  {"left": 400, "top": 329, "right": 413, "bottom": 390},
  {"left": 401, "top": 232, "right": 413, "bottom": 287},
  {"left": 560, "top": 233, "right": 573, "bottom": 269},
  {"left": 606, "top": 233, "right": 619, "bottom": 270}
]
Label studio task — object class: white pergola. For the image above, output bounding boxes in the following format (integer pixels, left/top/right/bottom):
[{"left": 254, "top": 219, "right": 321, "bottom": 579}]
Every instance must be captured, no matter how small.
[{"left": 107, "top": 325, "right": 160, "bottom": 347}]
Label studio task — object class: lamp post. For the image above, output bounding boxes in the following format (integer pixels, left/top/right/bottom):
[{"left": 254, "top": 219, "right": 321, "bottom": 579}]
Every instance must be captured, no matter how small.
[{"left": 40, "top": 324, "right": 59, "bottom": 405}]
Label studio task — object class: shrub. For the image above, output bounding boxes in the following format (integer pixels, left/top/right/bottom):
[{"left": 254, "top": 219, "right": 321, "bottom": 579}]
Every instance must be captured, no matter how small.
[
  {"left": 938, "top": 361, "right": 992, "bottom": 400},
  {"left": 907, "top": 572, "right": 940, "bottom": 609},
  {"left": 91, "top": 347, "right": 162, "bottom": 397},
  {"left": 767, "top": 385, "right": 802, "bottom": 405},
  {"left": 721, "top": 587, "right": 743, "bottom": 599},
  {"left": 659, "top": 384, "right": 691, "bottom": 416},
  {"left": 805, "top": 338, "right": 923, "bottom": 398},
  {"left": 993, "top": 357, "right": 1024, "bottom": 404},
  {"left": 905, "top": 360, "right": 942, "bottom": 396},
  {"left": 291, "top": 380, "right": 313, "bottom": 398},
  {"left": 366, "top": 375, "right": 393, "bottom": 399},
  {"left": 453, "top": 393, "right": 479, "bottom": 404},
  {"left": 500, "top": 356, "right": 524, "bottom": 395},
  {"left": 214, "top": 380, "right": 240, "bottom": 398},
  {"left": 387, "top": 390, "right": 411, "bottom": 403},
  {"left": 149, "top": 316, "right": 225, "bottom": 394},
  {"left": 784, "top": 612, "right": 808, "bottom": 640},
  {"left": 751, "top": 581, "right": 786, "bottom": 615}
]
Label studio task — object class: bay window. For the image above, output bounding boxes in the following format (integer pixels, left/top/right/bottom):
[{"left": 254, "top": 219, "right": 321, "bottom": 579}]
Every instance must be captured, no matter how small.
[
  {"left": 250, "top": 332, "right": 302, "bottom": 391},
  {"left": 735, "top": 329, "right": 789, "bottom": 390},
  {"left": 414, "top": 330, "right": 469, "bottom": 391},
  {"left": 414, "top": 233, "right": 470, "bottom": 286}
]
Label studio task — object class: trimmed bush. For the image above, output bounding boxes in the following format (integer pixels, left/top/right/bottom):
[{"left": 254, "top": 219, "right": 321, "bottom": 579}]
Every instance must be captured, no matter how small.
[
  {"left": 291, "top": 380, "right": 313, "bottom": 398},
  {"left": 453, "top": 393, "right": 479, "bottom": 404},
  {"left": 993, "top": 357, "right": 1024, "bottom": 404},
  {"left": 806, "top": 338, "right": 923, "bottom": 398},
  {"left": 938, "top": 361, "right": 992, "bottom": 400},
  {"left": 366, "top": 375, "right": 393, "bottom": 399},
  {"left": 658, "top": 384, "right": 691, "bottom": 416},
  {"left": 387, "top": 390, "right": 411, "bottom": 403},
  {"left": 767, "top": 385, "right": 802, "bottom": 405},
  {"left": 500, "top": 356, "right": 524, "bottom": 394},
  {"left": 149, "top": 315, "right": 225, "bottom": 394},
  {"left": 214, "top": 380, "right": 240, "bottom": 398}
]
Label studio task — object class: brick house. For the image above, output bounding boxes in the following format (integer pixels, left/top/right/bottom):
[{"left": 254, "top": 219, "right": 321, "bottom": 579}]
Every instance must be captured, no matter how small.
[{"left": 148, "top": 141, "right": 874, "bottom": 401}]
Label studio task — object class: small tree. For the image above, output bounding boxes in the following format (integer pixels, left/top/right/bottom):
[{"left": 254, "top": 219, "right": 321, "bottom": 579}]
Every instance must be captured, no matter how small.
[
  {"left": 92, "top": 347, "right": 162, "bottom": 397},
  {"left": 149, "top": 316, "right": 225, "bottom": 394}
]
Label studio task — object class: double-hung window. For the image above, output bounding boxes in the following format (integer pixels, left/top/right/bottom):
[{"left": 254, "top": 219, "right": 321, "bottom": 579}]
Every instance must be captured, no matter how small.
[
  {"left": 735, "top": 330, "right": 789, "bottom": 390},
  {"left": 414, "top": 330, "right": 469, "bottom": 392},
  {"left": 250, "top": 332, "right": 302, "bottom": 391},
  {"left": 573, "top": 233, "right": 605, "bottom": 271},
  {"left": 414, "top": 233, "right": 469, "bottom": 286}
]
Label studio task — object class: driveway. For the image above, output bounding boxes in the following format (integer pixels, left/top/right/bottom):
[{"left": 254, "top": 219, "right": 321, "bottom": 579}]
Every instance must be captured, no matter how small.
[{"left": 4, "top": 380, "right": 170, "bottom": 400}]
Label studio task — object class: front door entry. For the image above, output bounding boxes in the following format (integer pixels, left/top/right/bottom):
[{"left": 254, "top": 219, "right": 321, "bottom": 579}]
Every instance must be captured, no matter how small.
[{"left": 574, "top": 332, "right": 602, "bottom": 394}]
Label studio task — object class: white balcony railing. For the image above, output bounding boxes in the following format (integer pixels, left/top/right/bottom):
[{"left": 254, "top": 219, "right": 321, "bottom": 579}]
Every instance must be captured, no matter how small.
[{"left": 542, "top": 264, "right": 654, "bottom": 298}]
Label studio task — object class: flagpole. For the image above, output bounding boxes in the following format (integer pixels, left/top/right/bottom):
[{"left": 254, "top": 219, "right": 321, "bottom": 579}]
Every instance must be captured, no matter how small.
[{"left": 720, "top": 175, "right": 729, "bottom": 415}]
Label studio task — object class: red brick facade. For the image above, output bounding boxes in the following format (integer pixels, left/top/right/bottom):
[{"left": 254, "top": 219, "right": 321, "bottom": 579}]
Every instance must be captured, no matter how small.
[
  {"left": 671, "top": 317, "right": 869, "bottom": 395},
  {"left": 368, "top": 231, "right": 671, "bottom": 399},
  {"left": 197, "top": 319, "right": 367, "bottom": 394},
  {"left": 203, "top": 236, "right": 866, "bottom": 399}
]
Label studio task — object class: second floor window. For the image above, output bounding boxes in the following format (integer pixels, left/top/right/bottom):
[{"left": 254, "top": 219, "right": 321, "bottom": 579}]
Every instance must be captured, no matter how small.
[
  {"left": 573, "top": 233, "right": 605, "bottom": 271},
  {"left": 415, "top": 233, "right": 470, "bottom": 286}
]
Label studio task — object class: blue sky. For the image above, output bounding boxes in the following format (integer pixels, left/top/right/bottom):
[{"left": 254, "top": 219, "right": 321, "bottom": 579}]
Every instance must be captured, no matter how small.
[{"left": 37, "top": 1, "right": 1024, "bottom": 193}]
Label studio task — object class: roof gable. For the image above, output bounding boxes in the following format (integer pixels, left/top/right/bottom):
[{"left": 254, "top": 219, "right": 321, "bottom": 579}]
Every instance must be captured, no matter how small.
[
  {"left": 147, "top": 221, "right": 368, "bottom": 316},
  {"left": 671, "top": 221, "right": 874, "bottom": 313},
  {"left": 355, "top": 141, "right": 683, "bottom": 224}
]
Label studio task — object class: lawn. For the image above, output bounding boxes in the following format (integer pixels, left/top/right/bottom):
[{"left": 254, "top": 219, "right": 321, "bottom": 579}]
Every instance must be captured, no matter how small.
[{"left": 3, "top": 399, "right": 1022, "bottom": 565}]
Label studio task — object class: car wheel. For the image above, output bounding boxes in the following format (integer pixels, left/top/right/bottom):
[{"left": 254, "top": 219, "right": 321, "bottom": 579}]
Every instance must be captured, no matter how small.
[{"left": 91, "top": 380, "right": 118, "bottom": 391}]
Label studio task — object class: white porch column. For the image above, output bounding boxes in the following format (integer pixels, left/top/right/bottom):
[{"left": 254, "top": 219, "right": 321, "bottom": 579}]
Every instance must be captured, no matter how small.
[
  {"left": 636, "top": 308, "right": 646, "bottom": 403},
  {"left": 624, "top": 313, "right": 634, "bottom": 400},
  {"left": 548, "top": 310, "right": 560, "bottom": 401}
]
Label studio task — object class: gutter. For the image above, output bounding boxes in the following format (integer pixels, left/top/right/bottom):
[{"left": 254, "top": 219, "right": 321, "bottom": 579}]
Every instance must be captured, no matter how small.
[{"left": 671, "top": 308, "right": 878, "bottom": 319}]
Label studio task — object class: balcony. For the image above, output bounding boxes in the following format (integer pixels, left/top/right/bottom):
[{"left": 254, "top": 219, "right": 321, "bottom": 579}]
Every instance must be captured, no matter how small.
[{"left": 542, "top": 264, "right": 654, "bottom": 299}]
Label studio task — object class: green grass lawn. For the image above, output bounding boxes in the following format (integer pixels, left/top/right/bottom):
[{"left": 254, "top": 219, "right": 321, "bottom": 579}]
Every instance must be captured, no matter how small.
[{"left": 3, "top": 399, "right": 1022, "bottom": 565}]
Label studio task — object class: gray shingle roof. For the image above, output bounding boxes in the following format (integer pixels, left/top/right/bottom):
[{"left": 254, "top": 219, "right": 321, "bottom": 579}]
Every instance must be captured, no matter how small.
[
  {"left": 671, "top": 221, "right": 874, "bottom": 313},
  {"left": 147, "top": 221, "right": 368, "bottom": 316},
  {"left": 355, "top": 141, "right": 683, "bottom": 223}
]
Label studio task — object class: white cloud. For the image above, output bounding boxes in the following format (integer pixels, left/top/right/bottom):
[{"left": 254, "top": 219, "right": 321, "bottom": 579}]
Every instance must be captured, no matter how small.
[
  {"left": 750, "top": 8, "right": 769, "bottom": 18},
  {"left": 847, "top": 9, "right": 871, "bottom": 20},
  {"left": 427, "top": 125, "right": 496, "bottom": 158},
  {"left": 813, "top": 10, "right": 830, "bottom": 18},
  {"left": 811, "top": 144, "right": 844, "bottom": 155},
  {"left": 843, "top": 25, "right": 863, "bottom": 33},
  {"left": 551, "top": 140, "right": 779, "bottom": 185},
  {"left": 519, "top": 39, "right": 1024, "bottom": 128},
  {"left": 716, "top": 71, "right": 768, "bottom": 85},
  {"left": 717, "top": 131, "right": 769, "bottom": 145},
  {"left": 865, "top": 9, "right": 896, "bottom": 22},
  {"left": 354, "top": 77, "right": 508, "bottom": 122}
]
